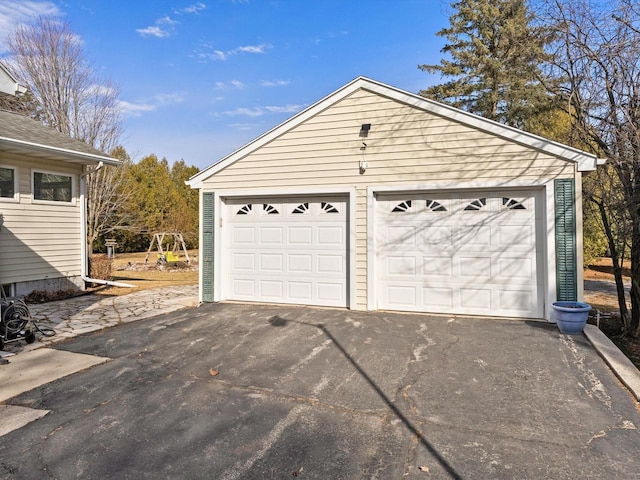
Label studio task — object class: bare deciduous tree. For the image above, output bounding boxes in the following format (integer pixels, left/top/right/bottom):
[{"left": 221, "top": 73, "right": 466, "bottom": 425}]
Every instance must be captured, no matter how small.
[
  {"left": 85, "top": 147, "right": 137, "bottom": 256},
  {"left": 544, "top": 0, "right": 640, "bottom": 336},
  {"left": 7, "top": 16, "right": 128, "bottom": 256},
  {"left": 7, "top": 17, "right": 123, "bottom": 152}
]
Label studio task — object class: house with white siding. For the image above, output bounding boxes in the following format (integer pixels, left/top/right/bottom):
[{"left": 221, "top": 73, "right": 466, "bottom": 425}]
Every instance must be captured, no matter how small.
[
  {"left": 188, "top": 77, "right": 605, "bottom": 321},
  {"left": 0, "top": 107, "right": 119, "bottom": 297}
]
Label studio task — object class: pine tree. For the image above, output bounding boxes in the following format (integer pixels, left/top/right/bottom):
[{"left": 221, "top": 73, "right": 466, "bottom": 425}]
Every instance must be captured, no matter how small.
[{"left": 419, "top": 0, "right": 553, "bottom": 128}]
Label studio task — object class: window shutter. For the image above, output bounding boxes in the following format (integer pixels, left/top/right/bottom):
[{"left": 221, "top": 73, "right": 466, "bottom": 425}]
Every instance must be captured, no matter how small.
[
  {"left": 202, "top": 192, "right": 214, "bottom": 302},
  {"left": 554, "top": 179, "right": 577, "bottom": 301}
]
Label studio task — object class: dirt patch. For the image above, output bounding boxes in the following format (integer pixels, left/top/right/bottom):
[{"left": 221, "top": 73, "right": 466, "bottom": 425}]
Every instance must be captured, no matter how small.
[{"left": 584, "top": 258, "right": 640, "bottom": 369}]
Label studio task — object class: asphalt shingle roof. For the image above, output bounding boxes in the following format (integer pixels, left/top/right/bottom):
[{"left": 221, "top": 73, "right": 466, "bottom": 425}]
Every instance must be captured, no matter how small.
[{"left": 0, "top": 109, "right": 110, "bottom": 158}]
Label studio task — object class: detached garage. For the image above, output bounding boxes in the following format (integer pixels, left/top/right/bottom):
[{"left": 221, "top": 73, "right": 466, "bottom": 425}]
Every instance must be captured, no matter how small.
[{"left": 188, "top": 77, "right": 603, "bottom": 321}]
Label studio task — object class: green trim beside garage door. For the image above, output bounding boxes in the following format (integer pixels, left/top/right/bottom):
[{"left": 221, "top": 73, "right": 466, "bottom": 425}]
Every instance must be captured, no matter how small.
[
  {"left": 554, "top": 179, "right": 577, "bottom": 301},
  {"left": 202, "top": 192, "right": 214, "bottom": 302}
]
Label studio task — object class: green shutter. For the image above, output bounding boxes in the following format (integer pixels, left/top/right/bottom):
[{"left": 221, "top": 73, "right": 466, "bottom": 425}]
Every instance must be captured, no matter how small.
[
  {"left": 554, "top": 179, "right": 577, "bottom": 301},
  {"left": 202, "top": 192, "right": 214, "bottom": 302}
]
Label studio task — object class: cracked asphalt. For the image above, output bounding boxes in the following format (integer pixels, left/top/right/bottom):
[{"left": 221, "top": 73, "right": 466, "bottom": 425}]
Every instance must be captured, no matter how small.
[{"left": 1, "top": 302, "right": 639, "bottom": 479}]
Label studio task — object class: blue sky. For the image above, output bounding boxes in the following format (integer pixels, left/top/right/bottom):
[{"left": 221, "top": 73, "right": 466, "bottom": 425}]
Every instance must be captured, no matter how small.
[{"left": 0, "top": 0, "right": 450, "bottom": 169}]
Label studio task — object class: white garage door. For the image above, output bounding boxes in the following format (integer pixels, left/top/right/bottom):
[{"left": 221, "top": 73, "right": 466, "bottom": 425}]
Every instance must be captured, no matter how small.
[
  {"left": 376, "top": 191, "right": 542, "bottom": 318},
  {"left": 223, "top": 196, "right": 348, "bottom": 307}
]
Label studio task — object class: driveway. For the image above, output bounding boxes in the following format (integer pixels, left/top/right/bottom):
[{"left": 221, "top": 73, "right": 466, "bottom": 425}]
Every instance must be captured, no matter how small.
[{"left": 1, "top": 303, "right": 639, "bottom": 479}]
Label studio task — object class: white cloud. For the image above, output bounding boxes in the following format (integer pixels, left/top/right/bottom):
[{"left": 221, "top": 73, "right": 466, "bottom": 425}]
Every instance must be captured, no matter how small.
[
  {"left": 223, "top": 107, "right": 264, "bottom": 117},
  {"left": 196, "top": 43, "right": 272, "bottom": 62},
  {"left": 260, "top": 79, "right": 290, "bottom": 87},
  {"left": 118, "top": 92, "right": 184, "bottom": 117},
  {"left": 157, "top": 16, "right": 178, "bottom": 25},
  {"left": 264, "top": 104, "right": 304, "bottom": 113},
  {"left": 234, "top": 44, "right": 270, "bottom": 54},
  {"left": 222, "top": 103, "right": 305, "bottom": 117},
  {"left": 175, "top": 3, "right": 207, "bottom": 14},
  {"left": 0, "top": 1, "right": 60, "bottom": 49},
  {"left": 136, "top": 26, "right": 170, "bottom": 38},
  {"left": 199, "top": 49, "right": 227, "bottom": 61},
  {"left": 230, "top": 80, "right": 245, "bottom": 89},
  {"left": 136, "top": 16, "right": 178, "bottom": 38}
]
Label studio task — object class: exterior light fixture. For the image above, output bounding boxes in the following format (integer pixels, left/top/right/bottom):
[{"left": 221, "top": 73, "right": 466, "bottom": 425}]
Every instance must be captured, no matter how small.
[
  {"left": 359, "top": 123, "right": 371, "bottom": 137},
  {"left": 359, "top": 142, "right": 368, "bottom": 174}
]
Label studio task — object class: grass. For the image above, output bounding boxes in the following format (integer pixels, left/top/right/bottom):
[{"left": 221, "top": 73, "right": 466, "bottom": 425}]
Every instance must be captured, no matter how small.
[{"left": 91, "top": 250, "right": 198, "bottom": 297}]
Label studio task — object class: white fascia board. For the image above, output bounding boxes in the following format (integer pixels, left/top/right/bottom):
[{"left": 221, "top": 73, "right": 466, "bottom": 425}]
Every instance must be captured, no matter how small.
[
  {"left": 188, "top": 76, "right": 600, "bottom": 188},
  {"left": 0, "top": 137, "right": 120, "bottom": 166}
]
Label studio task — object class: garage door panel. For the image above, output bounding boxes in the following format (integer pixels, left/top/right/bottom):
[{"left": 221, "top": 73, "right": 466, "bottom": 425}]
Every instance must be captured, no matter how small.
[
  {"left": 387, "top": 256, "right": 417, "bottom": 276},
  {"left": 423, "top": 287, "right": 454, "bottom": 307},
  {"left": 232, "top": 253, "right": 255, "bottom": 271},
  {"left": 377, "top": 191, "right": 542, "bottom": 318},
  {"left": 387, "top": 285, "right": 417, "bottom": 307},
  {"left": 317, "top": 226, "right": 344, "bottom": 246},
  {"left": 497, "top": 257, "right": 533, "bottom": 279},
  {"left": 498, "top": 289, "right": 534, "bottom": 311},
  {"left": 288, "top": 254, "right": 312, "bottom": 272},
  {"left": 455, "top": 225, "right": 491, "bottom": 246},
  {"left": 498, "top": 225, "right": 533, "bottom": 246},
  {"left": 460, "top": 288, "right": 492, "bottom": 309},
  {"left": 317, "top": 283, "right": 344, "bottom": 302},
  {"left": 288, "top": 282, "right": 312, "bottom": 301},
  {"left": 386, "top": 226, "right": 417, "bottom": 245},
  {"left": 260, "top": 227, "right": 283, "bottom": 244},
  {"left": 317, "top": 254, "right": 344, "bottom": 274},
  {"left": 224, "top": 197, "right": 348, "bottom": 307},
  {"left": 422, "top": 226, "right": 452, "bottom": 245},
  {"left": 428, "top": 258, "right": 453, "bottom": 277},
  {"left": 288, "top": 226, "right": 313, "bottom": 244},
  {"left": 460, "top": 257, "right": 492, "bottom": 278},
  {"left": 232, "top": 227, "right": 255, "bottom": 244},
  {"left": 260, "top": 280, "right": 284, "bottom": 298},
  {"left": 232, "top": 279, "right": 256, "bottom": 297},
  {"left": 259, "top": 253, "right": 283, "bottom": 272}
]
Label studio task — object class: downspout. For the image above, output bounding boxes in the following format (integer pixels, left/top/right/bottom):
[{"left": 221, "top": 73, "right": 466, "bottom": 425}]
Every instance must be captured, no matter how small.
[{"left": 80, "top": 162, "right": 135, "bottom": 288}]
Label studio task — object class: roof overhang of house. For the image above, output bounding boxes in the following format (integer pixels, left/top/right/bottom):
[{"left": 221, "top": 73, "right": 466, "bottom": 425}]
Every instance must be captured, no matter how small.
[
  {"left": 0, "top": 136, "right": 120, "bottom": 166},
  {"left": 0, "top": 63, "right": 27, "bottom": 97},
  {"left": 188, "top": 76, "right": 605, "bottom": 189}
]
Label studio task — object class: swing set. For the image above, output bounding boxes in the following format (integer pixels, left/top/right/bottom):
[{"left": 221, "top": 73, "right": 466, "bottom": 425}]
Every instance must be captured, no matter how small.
[{"left": 144, "top": 232, "right": 191, "bottom": 265}]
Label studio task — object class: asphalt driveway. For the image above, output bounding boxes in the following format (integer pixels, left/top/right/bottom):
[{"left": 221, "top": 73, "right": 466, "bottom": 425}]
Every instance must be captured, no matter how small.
[{"left": 1, "top": 303, "right": 639, "bottom": 479}]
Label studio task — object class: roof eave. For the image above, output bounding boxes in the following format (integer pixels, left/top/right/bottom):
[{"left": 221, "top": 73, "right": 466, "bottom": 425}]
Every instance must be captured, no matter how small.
[{"left": 0, "top": 136, "right": 120, "bottom": 166}]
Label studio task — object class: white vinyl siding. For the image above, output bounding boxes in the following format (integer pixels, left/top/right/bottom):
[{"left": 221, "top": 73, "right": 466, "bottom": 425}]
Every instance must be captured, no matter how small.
[
  {"left": 199, "top": 88, "right": 576, "bottom": 310},
  {"left": 0, "top": 152, "right": 83, "bottom": 285}
]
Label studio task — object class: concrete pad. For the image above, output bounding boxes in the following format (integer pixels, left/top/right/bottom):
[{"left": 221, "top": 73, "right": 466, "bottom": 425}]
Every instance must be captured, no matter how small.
[
  {"left": 0, "top": 405, "right": 50, "bottom": 436},
  {"left": 0, "top": 348, "right": 109, "bottom": 403},
  {"left": 584, "top": 324, "right": 640, "bottom": 401},
  {"left": 176, "top": 296, "right": 199, "bottom": 308}
]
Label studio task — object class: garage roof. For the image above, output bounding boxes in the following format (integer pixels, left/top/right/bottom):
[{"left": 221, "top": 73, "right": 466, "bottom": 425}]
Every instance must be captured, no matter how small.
[
  {"left": 0, "top": 109, "right": 120, "bottom": 166},
  {"left": 188, "top": 77, "right": 604, "bottom": 188}
]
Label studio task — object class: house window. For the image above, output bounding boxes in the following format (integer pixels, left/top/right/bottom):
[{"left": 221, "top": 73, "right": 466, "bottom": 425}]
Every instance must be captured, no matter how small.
[
  {"left": 502, "top": 197, "right": 526, "bottom": 210},
  {"left": 1, "top": 283, "right": 14, "bottom": 298},
  {"left": 464, "top": 198, "right": 487, "bottom": 211},
  {"left": 0, "top": 166, "right": 17, "bottom": 201},
  {"left": 321, "top": 202, "right": 339, "bottom": 213},
  {"left": 236, "top": 204, "right": 252, "bottom": 215},
  {"left": 392, "top": 200, "right": 412, "bottom": 213},
  {"left": 292, "top": 203, "right": 309, "bottom": 214},
  {"left": 263, "top": 204, "right": 280, "bottom": 215},
  {"left": 425, "top": 199, "right": 447, "bottom": 212},
  {"left": 33, "top": 171, "right": 73, "bottom": 203}
]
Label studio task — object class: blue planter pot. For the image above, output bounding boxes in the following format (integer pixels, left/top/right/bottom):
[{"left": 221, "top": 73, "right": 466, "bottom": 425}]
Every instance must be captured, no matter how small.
[{"left": 552, "top": 301, "right": 592, "bottom": 334}]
